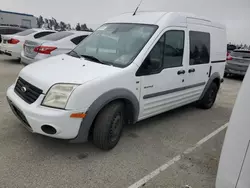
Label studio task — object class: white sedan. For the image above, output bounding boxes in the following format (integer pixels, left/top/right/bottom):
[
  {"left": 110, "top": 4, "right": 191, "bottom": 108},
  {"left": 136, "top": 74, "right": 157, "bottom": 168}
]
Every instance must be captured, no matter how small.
[
  {"left": 0, "top": 29, "right": 56, "bottom": 59},
  {"left": 21, "top": 31, "right": 92, "bottom": 65}
]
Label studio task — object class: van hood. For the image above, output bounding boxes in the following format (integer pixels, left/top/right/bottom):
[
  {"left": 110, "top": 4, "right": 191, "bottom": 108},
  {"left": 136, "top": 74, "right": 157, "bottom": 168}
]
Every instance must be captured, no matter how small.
[{"left": 19, "top": 54, "right": 121, "bottom": 93}]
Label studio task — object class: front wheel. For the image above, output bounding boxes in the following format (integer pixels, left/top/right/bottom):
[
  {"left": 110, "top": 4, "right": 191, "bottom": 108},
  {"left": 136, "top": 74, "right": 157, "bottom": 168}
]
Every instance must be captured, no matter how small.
[
  {"left": 93, "top": 101, "right": 125, "bottom": 150},
  {"left": 197, "top": 82, "right": 219, "bottom": 109}
]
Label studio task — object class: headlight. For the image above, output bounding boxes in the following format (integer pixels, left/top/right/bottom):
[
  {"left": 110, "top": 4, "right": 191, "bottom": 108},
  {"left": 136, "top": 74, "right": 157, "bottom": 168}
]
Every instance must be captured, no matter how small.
[{"left": 42, "top": 84, "right": 78, "bottom": 109}]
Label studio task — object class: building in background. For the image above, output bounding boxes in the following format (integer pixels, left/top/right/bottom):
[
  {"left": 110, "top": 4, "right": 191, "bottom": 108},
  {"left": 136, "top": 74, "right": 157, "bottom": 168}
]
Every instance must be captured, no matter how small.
[{"left": 0, "top": 10, "right": 37, "bottom": 28}]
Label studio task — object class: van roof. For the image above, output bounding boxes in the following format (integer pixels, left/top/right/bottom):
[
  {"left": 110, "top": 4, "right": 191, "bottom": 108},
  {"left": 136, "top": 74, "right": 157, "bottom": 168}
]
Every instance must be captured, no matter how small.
[
  {"left": 106, "top": 11, "right": 225, "bottom": 29},
  {"left": 69, "top": 30, "right": 92, "bottom": 34}
]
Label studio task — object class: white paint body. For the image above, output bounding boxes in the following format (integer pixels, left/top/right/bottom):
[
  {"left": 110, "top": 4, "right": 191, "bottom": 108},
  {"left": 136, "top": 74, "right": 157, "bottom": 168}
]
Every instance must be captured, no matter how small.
[
  {"left": 20, "top": 31, "right": 92, "bottom": 65},
  {"left": 216, "top": 66, "right": 250, "bottom": 187},
  {"left": 6, "top": 12, "right": 226, "bottom": 139},
  {"left": 0, "top": 29, "right": 56, "bottom": 58}
]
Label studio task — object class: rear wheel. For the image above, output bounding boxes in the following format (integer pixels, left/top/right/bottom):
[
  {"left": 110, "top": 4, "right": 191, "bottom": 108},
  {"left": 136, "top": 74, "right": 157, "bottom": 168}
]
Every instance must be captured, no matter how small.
[
  {"left": 93, "top": 101, "right": 125, "bottom": 150},
  {"left": 197, "top": 82, "right": 219, "bottom": 109}
]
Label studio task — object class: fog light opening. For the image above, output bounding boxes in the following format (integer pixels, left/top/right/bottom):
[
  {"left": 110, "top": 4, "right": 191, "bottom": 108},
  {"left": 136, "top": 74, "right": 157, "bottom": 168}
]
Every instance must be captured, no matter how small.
[{"left": 41, "top": 125, "right": 57, "bottom": 135}]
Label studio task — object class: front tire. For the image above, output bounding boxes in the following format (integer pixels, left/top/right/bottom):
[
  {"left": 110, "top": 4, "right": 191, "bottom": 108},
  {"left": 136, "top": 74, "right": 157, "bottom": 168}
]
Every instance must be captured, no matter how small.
[
  {"left": 197, "top": 82, "right": 219, "bottom": 109},
  {"left": 93, "top": 101, "right": 125, "bottom": 150}
]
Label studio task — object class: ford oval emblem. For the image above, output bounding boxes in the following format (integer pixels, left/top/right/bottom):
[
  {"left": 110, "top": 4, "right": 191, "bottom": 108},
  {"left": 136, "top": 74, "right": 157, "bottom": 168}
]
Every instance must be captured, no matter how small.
[{"left": 21, "top": 86, "right": 27, "bottom": 92}]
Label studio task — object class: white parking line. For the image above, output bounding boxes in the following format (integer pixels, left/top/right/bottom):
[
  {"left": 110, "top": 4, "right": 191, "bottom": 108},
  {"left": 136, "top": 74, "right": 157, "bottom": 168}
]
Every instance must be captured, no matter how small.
[{"left": 128, "top": 123, "right": 228, "bottom": 188}]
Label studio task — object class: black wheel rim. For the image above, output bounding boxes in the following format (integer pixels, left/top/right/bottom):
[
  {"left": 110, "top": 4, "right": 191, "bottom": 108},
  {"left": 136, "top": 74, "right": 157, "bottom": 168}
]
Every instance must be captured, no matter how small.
[
  {"left": 109, "top": 112, "right": 123, "bottom": 143},
  {"left": 207, "top": 88, "right": 216, "bottom": 106}
]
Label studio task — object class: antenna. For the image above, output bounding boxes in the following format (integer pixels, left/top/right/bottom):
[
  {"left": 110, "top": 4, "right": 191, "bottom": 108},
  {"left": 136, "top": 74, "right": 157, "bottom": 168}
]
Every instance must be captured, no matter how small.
[{"left": 133, "top": 0, "right": 143, "bottom": 16}]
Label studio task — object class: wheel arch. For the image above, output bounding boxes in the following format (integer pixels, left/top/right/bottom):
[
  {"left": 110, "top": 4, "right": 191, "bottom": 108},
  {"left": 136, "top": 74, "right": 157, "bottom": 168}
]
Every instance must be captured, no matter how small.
[
  {"left": 199, "top": 72, "right": 221, "bottom": 100},
  {"left": 71, "top": 88, "right": 140, "bottom": 143}
]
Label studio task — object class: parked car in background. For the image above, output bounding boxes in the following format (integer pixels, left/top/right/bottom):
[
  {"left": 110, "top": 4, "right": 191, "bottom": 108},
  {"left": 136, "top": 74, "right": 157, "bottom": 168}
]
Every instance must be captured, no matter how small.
[
  {"left": 0, "top": 29, "right": 56, "bottom": 59},
  {"left": 21, "top": 31, "right": 92, "bottom": 65},
  {"left": 0, "top": 26, "right": 25, "bottom": 44},
  {"left": 224, "top": 49, "right": 250, "bottom": 77},
  {"left": 6, "top": 12, "right": 226, "bottom": 150},
  {"left": 216, "top": 63, "right": 250, "bottom": 188}
]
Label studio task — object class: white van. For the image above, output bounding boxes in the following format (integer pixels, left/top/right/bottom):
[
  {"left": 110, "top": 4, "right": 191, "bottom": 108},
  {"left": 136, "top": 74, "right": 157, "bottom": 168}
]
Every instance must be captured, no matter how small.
[
  {"left": 216, "top": 66, "right": 250, "bottom": 186},
  {"left": 6, "top": 12, "right": 226, "bottom": 150}
]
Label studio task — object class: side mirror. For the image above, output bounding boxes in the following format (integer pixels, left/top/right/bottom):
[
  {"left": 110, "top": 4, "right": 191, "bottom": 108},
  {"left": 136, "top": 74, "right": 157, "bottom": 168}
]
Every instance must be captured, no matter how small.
[
  {"left": 137, "top": 56, "right": 161, "bottom": 76},
  {"left": 146, "top": 56, "right": 162, "bottom": 70}
]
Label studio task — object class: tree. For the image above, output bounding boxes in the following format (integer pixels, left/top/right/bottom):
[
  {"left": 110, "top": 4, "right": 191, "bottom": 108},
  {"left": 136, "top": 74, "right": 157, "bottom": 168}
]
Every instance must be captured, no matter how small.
[
  {"left": 59, "top": 21, "right": 67, "bottom": 31},
  {"left": 80, "top": 23, "right": 88, "bottom": 31},
  {"left": 37, "top": 16, "right": 44, "bottom": 28},
  {"left": 66, "top": 24, "right": 71, "bottom": 30},
  {"left": 89, "top": 28, "right": 94, "bottom": 32},
  {"left": 52, "top": 17, "right": 59, "bottom": 30},
  {"left": 48, "top": 19, "right": 53, "bottom": 30},
  {"left": 44, "top": 18, "right": 49, "bottom": 29},
  {"left": 76, "top": 23, "right": 81, "bottom": 31}
]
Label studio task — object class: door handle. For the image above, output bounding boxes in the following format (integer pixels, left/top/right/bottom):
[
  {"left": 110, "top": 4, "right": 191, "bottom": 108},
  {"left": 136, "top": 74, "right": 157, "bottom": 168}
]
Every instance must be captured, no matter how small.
[
  {"left": 177, "top": 70, "right": 185, "bottom": 75},
  {"left": 188, "top": 68, "right": 195, "bottom": 73}
]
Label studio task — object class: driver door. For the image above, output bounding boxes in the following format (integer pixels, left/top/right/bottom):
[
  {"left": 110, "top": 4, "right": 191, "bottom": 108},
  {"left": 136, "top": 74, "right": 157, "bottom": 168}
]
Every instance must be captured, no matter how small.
[{"left": 137, "top": 29, "right": 188, "bottom": 120}]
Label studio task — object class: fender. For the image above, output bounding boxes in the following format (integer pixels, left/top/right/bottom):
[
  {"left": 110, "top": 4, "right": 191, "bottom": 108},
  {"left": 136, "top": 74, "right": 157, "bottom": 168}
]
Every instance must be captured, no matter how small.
[
  {"left": 71, "top": 88, "right": 140, "bottom": 143},
  {"left": 199, "top": 72, "right": 221, "bottom": 100}
]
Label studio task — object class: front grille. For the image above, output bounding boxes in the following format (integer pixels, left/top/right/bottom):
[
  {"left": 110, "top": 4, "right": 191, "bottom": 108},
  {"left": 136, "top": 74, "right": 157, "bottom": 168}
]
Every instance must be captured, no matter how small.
[
  {"left": 14, "top": 77, "right": 43, "bottom": 104},
  {"left": 7, "top": 98, "right": 32, "bottom": 130}
]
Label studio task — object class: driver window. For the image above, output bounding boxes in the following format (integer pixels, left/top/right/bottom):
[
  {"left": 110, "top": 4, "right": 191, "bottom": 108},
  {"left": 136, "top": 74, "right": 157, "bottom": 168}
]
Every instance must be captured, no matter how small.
[
  {"left": 163, "top": 30, "right": 184, "bottom": 68},
  {"left": 136, "top": 35, "right": 164, "bottom": 76},
  {"left": 137, "top": 30, "right": 184, "bottom": 76}
]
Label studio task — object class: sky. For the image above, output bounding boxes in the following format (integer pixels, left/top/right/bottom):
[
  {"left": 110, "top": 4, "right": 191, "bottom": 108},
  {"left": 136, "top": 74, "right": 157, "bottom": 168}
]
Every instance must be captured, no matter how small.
[{"left": 1, "top": 0, "right": 250, "bottom": 44}]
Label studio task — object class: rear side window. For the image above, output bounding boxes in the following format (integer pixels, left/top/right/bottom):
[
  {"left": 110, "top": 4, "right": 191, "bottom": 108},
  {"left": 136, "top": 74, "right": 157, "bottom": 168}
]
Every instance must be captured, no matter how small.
[
  {"left": 40, "top": 31, "right": 73, "bottom": 41},
  {"left": 189, "top": 31, "right": 210, "bottom": 65},
  {"left": 34, "top": 31, "right": 55, "bottom": 39},
  {"left": 71, "top": 35, "right": 88, "bottom": 45},
  {"left": 16, "top": 29, "right": 36, "bottom": 36}
]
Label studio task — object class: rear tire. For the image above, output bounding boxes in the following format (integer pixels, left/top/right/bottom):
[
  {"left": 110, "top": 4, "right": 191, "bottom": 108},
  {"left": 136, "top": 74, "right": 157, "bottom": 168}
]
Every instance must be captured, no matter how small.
[
  {"left": 197, "top": 82, "right": 219, "bottom": 109},
  {"left": 93, "top": 101, "right": 125, "bottom": 150}
]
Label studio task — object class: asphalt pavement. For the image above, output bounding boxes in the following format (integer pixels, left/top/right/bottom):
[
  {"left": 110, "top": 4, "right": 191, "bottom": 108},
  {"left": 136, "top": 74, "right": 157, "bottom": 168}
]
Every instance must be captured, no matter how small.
[{"left": 0, "top": 55, "right": 242, "bottom": 188}]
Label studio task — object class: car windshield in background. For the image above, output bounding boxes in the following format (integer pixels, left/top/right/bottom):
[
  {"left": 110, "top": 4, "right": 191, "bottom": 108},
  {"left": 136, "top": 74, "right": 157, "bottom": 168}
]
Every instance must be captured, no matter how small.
[
  {"left": 227, "top": 44, "right": 236, "bottom": 52},
  {"left": 72, "top": 23, "right": 158, "bottom": 67},
  {"left": 40, "top": 31, "right": 74, "bottom": 41},
  {"left": 231, "top": 50, "right": 250, "bottom": 58},
  {"left": 16, "top": 29, "right": 36, "bottom": 36}
]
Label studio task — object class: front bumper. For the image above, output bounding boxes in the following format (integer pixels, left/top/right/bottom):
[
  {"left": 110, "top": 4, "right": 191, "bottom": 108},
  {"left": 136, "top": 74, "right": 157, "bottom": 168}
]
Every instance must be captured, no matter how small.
[
  {"left": 20, "top": 51, "right": 36, "bottom": 65},
  {"left": 7, "top": 85, "right": 83, "bottom": 139}
]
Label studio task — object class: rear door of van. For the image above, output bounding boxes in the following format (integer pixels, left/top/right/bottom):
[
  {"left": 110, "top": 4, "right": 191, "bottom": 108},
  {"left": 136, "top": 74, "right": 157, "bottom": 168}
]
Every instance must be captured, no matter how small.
[{"left": 185, "top": 21, "right": 211, "bottom": 101}]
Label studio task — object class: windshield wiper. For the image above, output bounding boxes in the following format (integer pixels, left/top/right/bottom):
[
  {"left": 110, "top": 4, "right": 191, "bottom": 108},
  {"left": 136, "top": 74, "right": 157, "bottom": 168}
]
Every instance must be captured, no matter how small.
[
  {"left": 68, "top": 50, "right": 81, "bottom": 58},
  {"left": 81, "top": 54, "right": 110, "bottom": 65}
]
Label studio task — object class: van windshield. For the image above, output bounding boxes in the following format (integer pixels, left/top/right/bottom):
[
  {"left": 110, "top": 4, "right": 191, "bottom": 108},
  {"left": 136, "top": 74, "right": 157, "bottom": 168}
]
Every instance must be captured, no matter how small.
[{"left": 72, "top": 23, "right": 158, "bottom": 67}]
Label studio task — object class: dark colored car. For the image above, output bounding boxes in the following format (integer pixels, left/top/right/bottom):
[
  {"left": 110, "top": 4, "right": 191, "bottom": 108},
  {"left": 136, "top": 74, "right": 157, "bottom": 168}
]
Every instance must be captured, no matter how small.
[
  {"left": 0, "top": 26, "right": 25, "bottom": 43},
  {"left": 225, "top": 49, "right": 250, "bottom": 76},
  {"left": 227, "top": 44, "right": 236, "bottom": 53}
]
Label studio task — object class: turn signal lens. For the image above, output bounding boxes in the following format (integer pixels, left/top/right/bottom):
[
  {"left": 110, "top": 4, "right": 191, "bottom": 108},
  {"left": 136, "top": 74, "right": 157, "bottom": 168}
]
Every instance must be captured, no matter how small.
[{"left": 70, "top": 113, "right": 86, "bottom": 118}]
